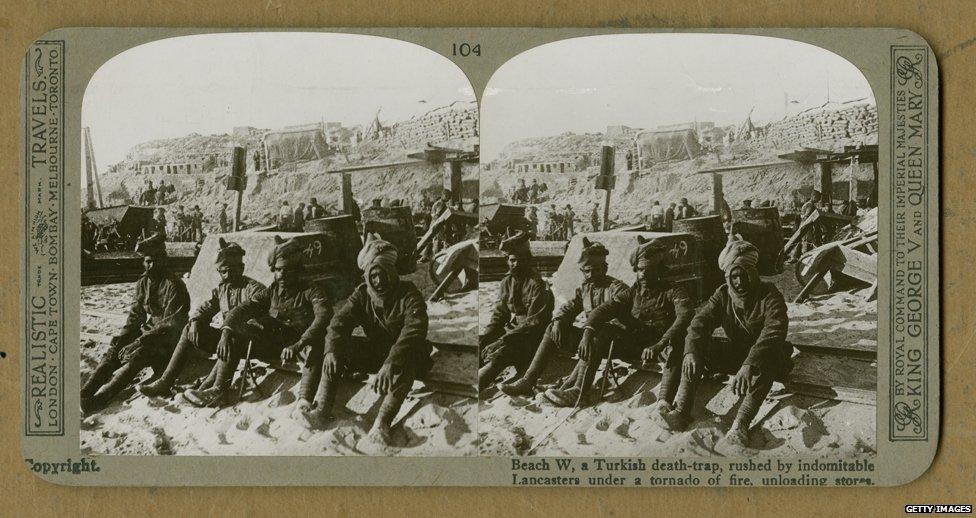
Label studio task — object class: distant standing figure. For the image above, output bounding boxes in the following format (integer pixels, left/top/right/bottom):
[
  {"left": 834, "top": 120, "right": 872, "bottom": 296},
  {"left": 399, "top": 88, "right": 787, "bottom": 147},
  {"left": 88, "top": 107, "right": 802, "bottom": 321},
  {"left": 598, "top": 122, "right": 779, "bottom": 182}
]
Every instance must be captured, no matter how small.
[
  {"left": 307, "top": 197, "right": 326, "bottom": 220},
  {"left": 219, "top": 203, "right": 230, "bottom": 233},
  {"left": 676, "top": 198, "right": 697, "bottom": 220},
  {"left": 590, "top": 202, "right": 601, "bottom": 232},
  {"left": 529, "top": 179, "right": 540, "bottom": 204},
  {"left": 155, "top": 181, "right": 168, "bottom": 205},
  {"left": 562, "top": 204, "right": 576, "bottom": 241},
  {"left": 293, "top": 202, "right": 306, "bottom": 232},
  {"left": 649, "top": 201, "right": 665, "bottom": 230},
  {"left": 665, "top": 203, "right": 676, "bottom": 231},
  {"left": 278, "top": 201, "right": 293, "bottom": 231},
  {"left": 191, "top": 205, "right": 204, "bottom": 242}
]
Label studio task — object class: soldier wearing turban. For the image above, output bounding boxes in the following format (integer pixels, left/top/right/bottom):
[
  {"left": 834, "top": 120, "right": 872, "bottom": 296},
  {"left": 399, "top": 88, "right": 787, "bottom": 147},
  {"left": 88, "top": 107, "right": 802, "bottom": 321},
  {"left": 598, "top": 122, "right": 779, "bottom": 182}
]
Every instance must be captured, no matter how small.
[
  {"left": 659, "top": 235, "right": 792, "bottom": 448},
  {"left": 81, "top": 235, "right": 190, "bottom": 415},
  {"left": 499, "top": 237, "right": 627, "bottom": 398},
  {"left": 300, "top": 233, "right": 432, "bottom": 445},
  {"left": 139, "top": 238, "right": 265, "bottom": 398},
  {"left": 479, "top": 231, "right": 554, "bottom": 393},
  {"left": 184, "top": 235, "right": 333, "bottom": 410},
  {"left": 545, "top": 235, "right": 695, "bottom": 407}
]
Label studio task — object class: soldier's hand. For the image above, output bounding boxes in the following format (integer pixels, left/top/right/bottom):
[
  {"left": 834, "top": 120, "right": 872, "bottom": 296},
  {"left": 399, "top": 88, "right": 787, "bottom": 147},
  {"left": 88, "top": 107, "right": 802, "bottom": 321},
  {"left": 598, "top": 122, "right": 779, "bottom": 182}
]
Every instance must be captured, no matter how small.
[
  {"left": 373, "top": 364, "right": 394, "bottom": 394},
  {"left": 280, "top": 344, "right": 301, "bottom": 364},
  {"left": 641, "top": 344, "right": 659, "bottom": 365},
  {"left": 216, "top": 330, "right": 231, "bottom": 361},
  {"left": 645, "top": 340, "right": 669, "bottom": 364},
  {"left": 119, "top": 341, "right": 139, "bottom": 362},
  {"left": 322, "top": 352, "right": 339, "bottom": 380},
  {"left": 732, "top": 364, "right": 754, "bottom": 396},
  {"left": 548, "top": 320, "right": 563, "bottom": 344},
  {"left": 682, "top": 353, "right": 700, "bottom": 380},
  {"left": 578, "top": 328, "right": 594, "bottom": 361},
  {"left": 186, "top": 321, "right": 200, "bottom": 345}
]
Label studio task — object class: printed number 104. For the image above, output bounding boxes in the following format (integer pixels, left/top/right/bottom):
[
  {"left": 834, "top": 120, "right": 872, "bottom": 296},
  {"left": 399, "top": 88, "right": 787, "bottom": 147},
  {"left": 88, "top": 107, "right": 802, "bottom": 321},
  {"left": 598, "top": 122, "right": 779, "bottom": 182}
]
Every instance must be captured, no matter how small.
[{"left": 452, "top": 43, "right": 481, "bottom": 57}]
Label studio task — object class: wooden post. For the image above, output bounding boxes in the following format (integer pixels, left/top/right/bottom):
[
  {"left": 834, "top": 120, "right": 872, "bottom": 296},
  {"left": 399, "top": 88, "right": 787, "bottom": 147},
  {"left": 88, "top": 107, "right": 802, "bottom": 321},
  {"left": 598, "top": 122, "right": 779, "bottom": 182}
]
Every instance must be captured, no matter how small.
[
  {"left": 230, "top": 146, "right": 246, "bottom": 231},
  {"left": 339, "top": 172, "right": 354, "bottom": 215},
  {"left": 712, "top": 172, "right": 724, "bottom": 215},
  {"left": 848, "top": 158, "right": 857, "bottom": 202},
  {"left": 445, "top": 160, "right": 463, "bottom": 204},
  {"left": 871, "top": 161, "right": 879, "bottom": 207},
  {"left": 815, "top": 162, "right": 833, "bottom": 206},
  {"left": 600, "top": 145, "right": 614, "bottom": 231},
  {"left": 233, "top": 191, "right": 243, "bottom": 232}
]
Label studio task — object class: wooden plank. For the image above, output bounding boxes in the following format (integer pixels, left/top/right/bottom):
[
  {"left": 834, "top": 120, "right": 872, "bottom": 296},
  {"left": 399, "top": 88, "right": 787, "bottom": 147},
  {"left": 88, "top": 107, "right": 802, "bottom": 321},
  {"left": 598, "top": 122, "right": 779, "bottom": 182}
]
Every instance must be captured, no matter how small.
[
  {"left": 791, "top": 342, "right": 876, "bottom": 360},
  {"left": 782, "top": 382, "right": 876, "bottom": 405},
  {"left": 830, "top": 245, "right": 877, "bottom": 284},
  {"left": 795, "top": 266, "right": 828, "bottom": 303}
]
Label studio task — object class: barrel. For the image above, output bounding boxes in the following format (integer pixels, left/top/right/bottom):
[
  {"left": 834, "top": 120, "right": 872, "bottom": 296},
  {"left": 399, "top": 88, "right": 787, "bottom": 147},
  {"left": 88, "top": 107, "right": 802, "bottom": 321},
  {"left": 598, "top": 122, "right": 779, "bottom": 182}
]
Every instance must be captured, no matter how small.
[
  {"left": 360, "top": 205, "right": 418, "bottom": 274},
  {"left": 673, "top": 215, "right": 726, "bottom": 295},
  {"left": 730, "top": 207, "right": 784, "bottom": 275},
  {"left": 304, "top": 214, "right": 363, "bottom": 277}
]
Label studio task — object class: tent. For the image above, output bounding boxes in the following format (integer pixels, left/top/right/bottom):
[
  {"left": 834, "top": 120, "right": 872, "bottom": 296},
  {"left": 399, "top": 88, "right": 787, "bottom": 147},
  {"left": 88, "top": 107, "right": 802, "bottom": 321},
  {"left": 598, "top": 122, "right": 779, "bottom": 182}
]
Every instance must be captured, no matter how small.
[
  {"left": 638, "top": 128, "right": 702, "bottom": 162},
  {"left": 264, "top": 126, "right": 330, "bottom": 164},
  {"left": 84, "top": 205, "right": 155, "bottom": 239}
]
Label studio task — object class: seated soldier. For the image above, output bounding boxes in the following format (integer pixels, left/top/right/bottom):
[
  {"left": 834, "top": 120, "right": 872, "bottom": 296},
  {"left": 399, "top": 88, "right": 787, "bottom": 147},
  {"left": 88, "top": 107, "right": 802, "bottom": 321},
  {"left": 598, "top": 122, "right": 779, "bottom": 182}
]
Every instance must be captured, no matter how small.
[
  {"left": 659, "top": 237, "right": 792, "bottom": 446},
  {"left": 183, "top": 236, "right": 333, "bottom": 410},
  {"left": 545, "top": 236, "right": 694, "bottom": 407},
  {"left": 80, "top": 238, "right": 190, "bottom": 414},
  {"left": 479, "top": 231, "right": 554, "bottom": 392},
  {"left": 138, "top": 238, "right": 265, "bottom": 397},
  {"left": 498, "top": 237, "right": 627, "bottom": 397},
  {"left": 301, "top": 234, "right": 432, "bottom": 444}
]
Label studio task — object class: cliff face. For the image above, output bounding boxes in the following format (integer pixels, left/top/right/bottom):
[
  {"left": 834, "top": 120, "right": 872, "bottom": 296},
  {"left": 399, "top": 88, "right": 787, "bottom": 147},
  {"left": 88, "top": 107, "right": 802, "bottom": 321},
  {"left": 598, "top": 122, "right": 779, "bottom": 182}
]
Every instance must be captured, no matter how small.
[
  {"left": 92, "top": 101, "right": 479, "bottom": 228},
  {"left": 483, "top": 102, "right": 877, "bottom": 227},
  {"left": 98, "top": 159, "right": 477, "bottom": 230}
]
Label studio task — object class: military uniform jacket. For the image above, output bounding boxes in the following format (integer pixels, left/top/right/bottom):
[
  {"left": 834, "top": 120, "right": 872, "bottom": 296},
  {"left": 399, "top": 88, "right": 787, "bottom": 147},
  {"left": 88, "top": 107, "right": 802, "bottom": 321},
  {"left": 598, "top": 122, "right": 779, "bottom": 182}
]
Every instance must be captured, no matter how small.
[
  {"left": 483, "top": 269, "right": 553, "bottom": 343},
  {"left": 119, "top": 273, "right": 190, "bottom": 342},
  {"left": 551, "top": 275, "right": 628, "bottom": 325},
  {"left": 223, "top": 281, "right": 332, "bottom": 349},
  {"left": 685, "top": 282, "right": 790, "bottom": 371},
  {"left": 324, "top": 281, "right": 431, "bottom": 371},
  {"left": 189, "top": 276, "right": 266, "bottom": 325},
  {"left": 585, "top": 280, "right": 694, "bottom": 347}
]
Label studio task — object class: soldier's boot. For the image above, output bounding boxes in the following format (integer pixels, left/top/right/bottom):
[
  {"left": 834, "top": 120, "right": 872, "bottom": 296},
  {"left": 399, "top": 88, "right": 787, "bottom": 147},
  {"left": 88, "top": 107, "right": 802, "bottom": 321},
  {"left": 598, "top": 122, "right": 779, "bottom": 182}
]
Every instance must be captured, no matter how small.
[
  {"left": 478, "top": 360, "right": 505, "bottom": 394},
  {"left": 368, "top": 375, "right": 412, "bottom": 445},
  {"left": 301, "top": 373, "right": 338, "bottom": 430},
  {"left": 656, "top": 361, "right": 682, "bottom": 406},
  {"left": 82, "top": 362, "right": 141, "bottom": 416},
  {"left": 292, "top": 362, "right": 323, "bottom": 421},
  {"left": 541, "top": 361, "right": 583, "bottom": 391},
  {"left": 183, "top": 358, "right": 236, "bottom": 407},
  {"left": 139, "top": 340, "right": 192, "bottom": 397},
  {"left": 544, "top": 358, "right": 599, "bottom": 408},
  {"left": 81, "top": 356, "right": 121, "bottom": 401},
  {"left": 499, "top": 336, "right": 556, "bottom": 398},
  {"left": 725, "top": 375, "right": 773, "bottom": 446},
  {"left": 659, "top": 374, "right": 696, "bottom": 432}
]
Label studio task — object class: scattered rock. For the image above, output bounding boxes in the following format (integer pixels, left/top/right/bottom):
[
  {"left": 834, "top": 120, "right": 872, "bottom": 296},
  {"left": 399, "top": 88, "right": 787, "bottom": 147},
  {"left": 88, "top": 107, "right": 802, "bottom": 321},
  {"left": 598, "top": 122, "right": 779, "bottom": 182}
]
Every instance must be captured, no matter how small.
[
  {"left": 235, "top": 415, "right": 252, "bottom": 431},
  {"left": 405, "top": 405, "right": 447, "bottom": 429},
  {"left": 151, "top": 427, "right": 174, "bottom": 455},
  {"left": 705, "top": 386, "right": 739, "bottom": 416},
  {"left": 254, "top": 417, "right": 274, "bottom": 438}
]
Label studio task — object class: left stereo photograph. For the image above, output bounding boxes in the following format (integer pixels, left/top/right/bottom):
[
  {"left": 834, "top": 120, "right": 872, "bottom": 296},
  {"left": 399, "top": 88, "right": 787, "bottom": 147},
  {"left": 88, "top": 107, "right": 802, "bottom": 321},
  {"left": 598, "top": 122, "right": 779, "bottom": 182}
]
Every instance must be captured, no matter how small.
[{"left": 77, "top": 32, "right": 480, "bottom": 456}]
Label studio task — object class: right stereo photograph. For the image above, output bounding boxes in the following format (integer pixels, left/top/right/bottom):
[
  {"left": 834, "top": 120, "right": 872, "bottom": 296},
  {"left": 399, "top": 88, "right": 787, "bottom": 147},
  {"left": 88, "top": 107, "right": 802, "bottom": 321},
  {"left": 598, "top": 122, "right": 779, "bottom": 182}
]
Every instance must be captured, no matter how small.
[{"left": 477, "top": 33, "right": 879, "bottom": 459}]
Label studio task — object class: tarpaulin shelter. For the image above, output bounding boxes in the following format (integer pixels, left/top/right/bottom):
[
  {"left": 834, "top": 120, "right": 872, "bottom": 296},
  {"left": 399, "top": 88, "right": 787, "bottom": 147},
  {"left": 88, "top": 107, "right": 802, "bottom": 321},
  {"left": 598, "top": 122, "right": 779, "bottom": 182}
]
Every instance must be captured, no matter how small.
[
  {"left": 264, "top": 126, "right": 330, "bottom": 164},
  {"left": 84, "top": 205, "right": 155, "bottom": 239},
  {"left": 551, "top": 230, "right": 705, "bottom": 307},
  {"left": 637, "top": 128, "right": 702, "bottom": 162}
]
